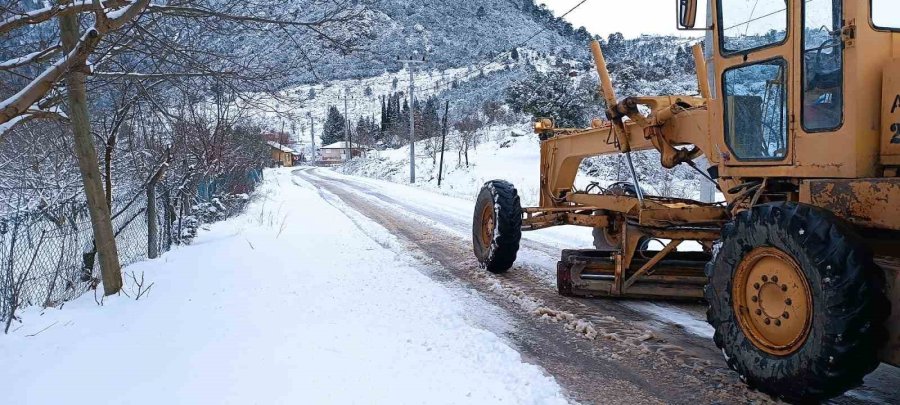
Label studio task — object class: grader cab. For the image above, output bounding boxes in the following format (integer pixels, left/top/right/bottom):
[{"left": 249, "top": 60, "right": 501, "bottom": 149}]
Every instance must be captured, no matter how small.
[{"left": 472, "top": 0, "right": 900, "bottom": 401}]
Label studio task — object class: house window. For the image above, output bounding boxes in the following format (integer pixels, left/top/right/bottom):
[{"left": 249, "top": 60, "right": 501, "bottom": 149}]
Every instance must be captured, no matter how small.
[
  {"left": 723, "top": 59, "right": 789, "bottom": 160},
  {"left": 718, "top": 0, "right": 788, "bottom": 55}
]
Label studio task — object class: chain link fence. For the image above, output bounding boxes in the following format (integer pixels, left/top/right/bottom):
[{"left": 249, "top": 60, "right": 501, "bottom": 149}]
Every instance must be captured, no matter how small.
[{"left": 0, "top": 178, "right": 256, "bottom": 329}]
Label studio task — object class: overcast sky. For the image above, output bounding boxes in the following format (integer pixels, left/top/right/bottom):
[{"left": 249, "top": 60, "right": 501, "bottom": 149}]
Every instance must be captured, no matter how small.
[
  {"left": 545, "top": 0, "right": 900, "bottom": 39},
  {"left": 544, "top": 0, "right": 702, "bottom": 39}
]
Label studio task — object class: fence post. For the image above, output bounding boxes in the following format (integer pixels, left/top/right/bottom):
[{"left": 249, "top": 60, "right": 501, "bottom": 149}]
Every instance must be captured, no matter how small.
[
  {"left": 163, "top": 188, "right": 172, "bottom": 251},
  {"left": 147, "top": 185, "right": 159, "bottom": 259},
  {"left": 146, "top": 149, "right": 171, "bottom": 259}
]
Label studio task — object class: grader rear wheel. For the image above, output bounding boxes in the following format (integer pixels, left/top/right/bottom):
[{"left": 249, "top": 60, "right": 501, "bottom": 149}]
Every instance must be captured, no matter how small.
[
  {"left": 706, "top": 203, "right": 889, "bottom": 402},
  {"left": 472, "top": 180, "right": 522, "bottom": 273}
]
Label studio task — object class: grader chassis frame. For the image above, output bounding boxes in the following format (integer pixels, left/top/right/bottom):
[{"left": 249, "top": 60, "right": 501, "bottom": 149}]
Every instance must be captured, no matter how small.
[{"left": 472, "top": 1, "right": 900, "bottom": 401}]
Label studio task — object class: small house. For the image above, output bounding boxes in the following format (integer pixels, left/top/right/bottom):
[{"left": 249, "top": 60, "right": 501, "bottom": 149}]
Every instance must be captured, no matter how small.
[
  {"left": 267, "top": 141, "right": 300, "bottom": 167},
  {"left": 319, "top": 142, "right": 369, "bottom": 164}
]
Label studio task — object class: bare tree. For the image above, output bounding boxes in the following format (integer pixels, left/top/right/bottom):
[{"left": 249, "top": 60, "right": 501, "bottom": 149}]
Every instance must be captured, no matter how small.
[
  {"left": 0, "top": 0, "right": 370, "bottom": 294},
  {"left": 453, "top": 116, "right": 483, "bottom": 168}
]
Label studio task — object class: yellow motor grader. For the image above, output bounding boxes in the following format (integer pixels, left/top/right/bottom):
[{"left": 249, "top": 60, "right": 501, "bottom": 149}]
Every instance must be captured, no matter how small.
[{"left": 472, "top": 0, "right": 899, "bottom": 401}]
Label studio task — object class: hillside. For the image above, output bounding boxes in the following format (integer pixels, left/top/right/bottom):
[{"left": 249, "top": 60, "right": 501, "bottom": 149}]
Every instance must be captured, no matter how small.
[
  {"left": 303, "top": 0, "right": 595, "bottom": 82},
  {"left": 277, "top": 31, "right": 709, "bottom": 202}
]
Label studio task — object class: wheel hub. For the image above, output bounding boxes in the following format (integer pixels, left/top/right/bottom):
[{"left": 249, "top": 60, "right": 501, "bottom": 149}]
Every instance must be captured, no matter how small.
[
  {"left": 480, "top": 203, "right": 494, "bottom": 251},
  {"left": 733, "top": 247, "right": 812, "bottom": 356}
]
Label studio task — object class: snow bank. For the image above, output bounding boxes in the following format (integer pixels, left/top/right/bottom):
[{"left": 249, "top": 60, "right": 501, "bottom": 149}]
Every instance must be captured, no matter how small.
[{"left": 0, "top": 168, "right": 568, "bottom": 405}]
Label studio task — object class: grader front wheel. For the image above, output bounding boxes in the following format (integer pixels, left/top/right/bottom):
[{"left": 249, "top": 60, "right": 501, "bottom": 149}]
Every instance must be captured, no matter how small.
[
  {"left": 706, "top": 203, "right": 889, "bottom": 402},
  {"left": 732, "top": 247, "right": 812, "bottom": 356},
  {"left": 472, "top": 180, "right": 522, "bottom": 273}
]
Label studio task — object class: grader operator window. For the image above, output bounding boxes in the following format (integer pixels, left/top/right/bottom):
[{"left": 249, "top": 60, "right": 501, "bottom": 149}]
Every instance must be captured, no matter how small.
[
  {"left": 871, "top": 0, "right": 900, "bottom": 30},
  {"left": 718, "top": 0, "right": 788, "bottom": 55},
  {"left": 802, "top": 0, "right": 843, "bottom": 131},
  {"left": 723, "top": 59, "right": 788, "bottom": 160}
]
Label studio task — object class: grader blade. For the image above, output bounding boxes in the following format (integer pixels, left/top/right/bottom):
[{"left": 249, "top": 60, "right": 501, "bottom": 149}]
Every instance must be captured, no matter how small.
[{"left": 557, "top": 249, "right": 709, "bottom": 300}]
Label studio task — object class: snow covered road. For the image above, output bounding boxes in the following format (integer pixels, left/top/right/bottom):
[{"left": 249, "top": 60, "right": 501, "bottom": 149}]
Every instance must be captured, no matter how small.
[{"left": 0, "top": 168, "right": 568, "bottom": 404}]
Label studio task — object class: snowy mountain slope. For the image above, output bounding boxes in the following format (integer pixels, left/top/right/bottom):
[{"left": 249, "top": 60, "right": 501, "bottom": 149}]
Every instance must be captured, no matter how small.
[{"left": 298, "top": 0, "right": 594, "bottom": 82}]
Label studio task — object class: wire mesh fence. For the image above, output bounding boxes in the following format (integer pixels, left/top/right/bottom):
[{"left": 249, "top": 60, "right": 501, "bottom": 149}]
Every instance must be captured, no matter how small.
[{"left": 0, "top": 183, "right": 252, "bottom": 326}]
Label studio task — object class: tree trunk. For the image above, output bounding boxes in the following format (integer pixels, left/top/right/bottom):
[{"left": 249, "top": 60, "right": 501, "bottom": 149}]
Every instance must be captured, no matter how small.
[{"left": 59, "top": 12, "right": 122, "bottom": 295}]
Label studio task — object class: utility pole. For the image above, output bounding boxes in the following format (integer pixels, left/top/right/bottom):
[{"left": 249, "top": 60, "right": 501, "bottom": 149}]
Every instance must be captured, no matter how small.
[
  {"left": 398, "top": 55, "right": 425, "bottom": 183},
  {"left": 347, "top": 118, "right": 353, "bottom": 160},
  {"left": 344, "top": 87, "right": 350, "bottom": 163},
  {"left": 308, "top": 112, "right": 316, "bottom": 166},
  {"left": 438, "top": 101, "right": 449, "bottom": 187}
]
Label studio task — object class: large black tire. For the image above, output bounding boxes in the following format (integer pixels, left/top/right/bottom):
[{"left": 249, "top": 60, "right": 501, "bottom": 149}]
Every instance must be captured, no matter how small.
[
  {"left": 706, "top": 202, "right": 888, "bottom": 402},
  {"left": 591, "top": 226, "right": 617, "bottom": 250},
  {"left": 591, "top": 182, "right": 639, "bottom": 250},
  {"left": 473, "top": 180, "right": 522, "bottom": 273},
  {"left": 591, "top": 226, "right": 653, "bottom": 251}
]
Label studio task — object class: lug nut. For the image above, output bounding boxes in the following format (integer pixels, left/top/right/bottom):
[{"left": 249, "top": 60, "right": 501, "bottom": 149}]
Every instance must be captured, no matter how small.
[
  {"left": 764, "top": 318, "right": 771, "bottom": 325},
  {"left": 772, "top": 275, "right": 778, "bottom": 283},
  {"left": 752, "top": 296, "right": 758, "bottom": 302},
  {"left": 755, "top": 309, "right": 763, "bottom": 316},
  {"left": 774, "top": 319, "right": 781, "bottom": 326},
  {"left": 781, "top": 284, "right": 788, "bottom": 292},
  {"left": 762, "top": 275, "right": 768, "bottom": 282},
  {"left": 783, "top": 312, "right": 790, "bottom": 319},
  {"left": 785, "top": 298, "right": 792, "bottom": 305},
  {"left": 753, "top": 282, "right": 760, "bottom": 290}
]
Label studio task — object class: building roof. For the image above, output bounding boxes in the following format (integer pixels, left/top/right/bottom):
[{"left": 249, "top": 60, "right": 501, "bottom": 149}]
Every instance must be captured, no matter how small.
[
  {"left": 266, "top": 141, "right": 295, "bottom": 154},
  {"left": 320, "top": 141, "right": 369, "bottom": 150}
]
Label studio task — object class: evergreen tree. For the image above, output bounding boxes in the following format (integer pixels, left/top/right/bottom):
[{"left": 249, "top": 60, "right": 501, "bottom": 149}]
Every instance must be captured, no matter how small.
[
  {"left": 506, "top": 68, "right": 599, "bottom": 128},
  {"left": 380, "top": 95, "right": 389, "bottom": 134},
  {"left": 421, "top": 97, "right": 441, "bottom": 139},
  {"left": 321, "top": 105, "right": 346, "bottom": 146},
  {"left": 606, "top": 32, "right": 626, "bottom": 56},
  {"left": 398, "top": 97, "right": 410, "bottom": 141}
]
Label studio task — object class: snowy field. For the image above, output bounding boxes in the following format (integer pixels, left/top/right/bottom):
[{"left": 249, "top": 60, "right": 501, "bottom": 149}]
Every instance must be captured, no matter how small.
[{"left": 0, "top": 168, "right": 568, "bottom": 405}]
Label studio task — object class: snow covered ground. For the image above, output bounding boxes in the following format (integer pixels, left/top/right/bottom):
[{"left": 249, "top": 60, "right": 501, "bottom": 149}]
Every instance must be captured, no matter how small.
[
  {"left": 344, "top": 123, "right": 555, "bottom": 207},
  {"left": 0, "top": 168, "right": 568, "bottom": 405}
]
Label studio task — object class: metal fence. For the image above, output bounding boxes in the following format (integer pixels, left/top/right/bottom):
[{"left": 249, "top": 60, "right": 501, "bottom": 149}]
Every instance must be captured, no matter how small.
[{"left": 0, "top": 184, "right": 251, "bottom": 327}]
